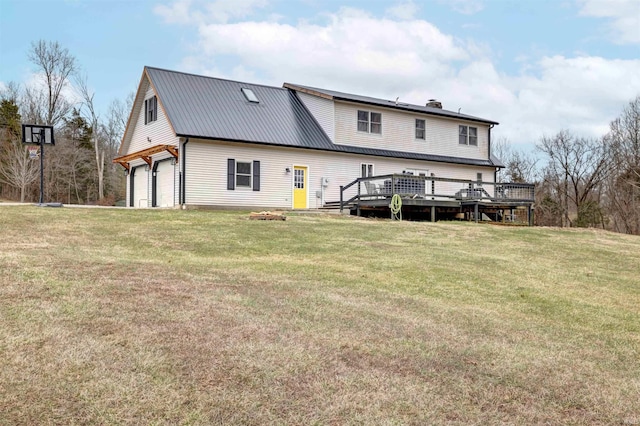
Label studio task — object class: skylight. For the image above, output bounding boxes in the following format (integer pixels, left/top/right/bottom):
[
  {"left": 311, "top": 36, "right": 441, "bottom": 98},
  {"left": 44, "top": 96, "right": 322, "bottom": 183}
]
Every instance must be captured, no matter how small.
[{"left": 241, "top": 88, "right": 259, "bottom": 103}]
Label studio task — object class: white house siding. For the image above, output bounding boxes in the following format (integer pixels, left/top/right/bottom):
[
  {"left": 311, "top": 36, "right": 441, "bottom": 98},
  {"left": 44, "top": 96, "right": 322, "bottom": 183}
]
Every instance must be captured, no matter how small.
[
  {"left": 184, "top": 139, "right": 496, "bottom": 208},
  {"left": 334, "top": 101, "right": 490, "bottom": 161},
  {"left": 297, "top": 92, "right": 335, "bottom": 142},
  {"left": 127, "top": 83, "right": 179, "bottom": 155}
]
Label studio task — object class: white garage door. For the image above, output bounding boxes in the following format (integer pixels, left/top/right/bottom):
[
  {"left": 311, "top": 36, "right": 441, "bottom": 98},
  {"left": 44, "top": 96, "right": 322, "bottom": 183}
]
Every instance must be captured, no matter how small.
[
  {"left": 133, "top": 167, "right": 149, "bottom": 208},
  {"left": 156, "top": 160, "right": 175, "bottom": 207}
]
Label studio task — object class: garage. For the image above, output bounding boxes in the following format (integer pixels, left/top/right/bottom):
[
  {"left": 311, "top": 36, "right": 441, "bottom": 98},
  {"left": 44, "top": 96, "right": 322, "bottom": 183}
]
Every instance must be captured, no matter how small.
[
  {"left": 153, "top": 159, "right": 175, "bottom": 207},
  {"left": 131, "top": 166, "right": 149, "bottom": 207}
]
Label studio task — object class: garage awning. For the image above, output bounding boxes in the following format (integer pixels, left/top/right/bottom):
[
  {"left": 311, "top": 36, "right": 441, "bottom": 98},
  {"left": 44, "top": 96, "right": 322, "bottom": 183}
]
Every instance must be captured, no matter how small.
[{"left": 113, "top": 144, "right": 178, "bottom": 171}]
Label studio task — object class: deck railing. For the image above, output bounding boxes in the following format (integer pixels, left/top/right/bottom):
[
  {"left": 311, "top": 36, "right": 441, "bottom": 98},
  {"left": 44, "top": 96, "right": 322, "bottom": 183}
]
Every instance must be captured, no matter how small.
[{"left": 339, "top": 174, "right": 535, "bottom": 212}]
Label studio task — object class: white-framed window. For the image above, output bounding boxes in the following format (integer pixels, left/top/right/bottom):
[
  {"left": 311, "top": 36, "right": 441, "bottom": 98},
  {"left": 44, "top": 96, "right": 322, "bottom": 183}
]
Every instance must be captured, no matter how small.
[
  {"left": 227, "top": 159, "right": 260, "bottom": 191},
  {"left": 361, "top": 163, "right": 374, "bottom": 178},
  {"left": 145, "top": 96, "right": 157, "bottom": 125},
  {"left": 236, "top": 161, "right": 252, "bottom": 188},
  {"left": 357, "top": 110, "right": 382, "bottom": 134},
  {"left": 459, "top": 125, "right": 478, "bottom": 146},
  {"left": 415, "top": 119, "right": 425, "bottom": 140}
]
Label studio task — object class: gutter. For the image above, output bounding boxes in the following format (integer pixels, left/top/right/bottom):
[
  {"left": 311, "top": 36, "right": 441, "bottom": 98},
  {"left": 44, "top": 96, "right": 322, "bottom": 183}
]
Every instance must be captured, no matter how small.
[{"left": 180, "top": 138, "right": 189, "bottom": 206}]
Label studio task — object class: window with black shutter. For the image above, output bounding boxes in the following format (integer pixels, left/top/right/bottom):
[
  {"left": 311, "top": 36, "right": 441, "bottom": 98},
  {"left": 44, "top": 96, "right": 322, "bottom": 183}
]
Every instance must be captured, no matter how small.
[
  {"left": 145, "top": 96, "right": 157, "bottom": 125},
  {"left": 227, "top": 158, "right": 261, "bottom": 191}
]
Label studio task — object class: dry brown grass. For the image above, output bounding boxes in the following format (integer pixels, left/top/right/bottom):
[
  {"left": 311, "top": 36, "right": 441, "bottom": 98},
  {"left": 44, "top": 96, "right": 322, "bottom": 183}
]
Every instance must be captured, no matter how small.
[{"left": 1, "top": 206, "right": 639, "bottom": 425}]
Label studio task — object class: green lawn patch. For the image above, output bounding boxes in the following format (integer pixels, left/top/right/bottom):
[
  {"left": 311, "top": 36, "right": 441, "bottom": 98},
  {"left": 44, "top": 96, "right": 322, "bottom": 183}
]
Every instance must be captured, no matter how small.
[{"left": 1, "top": 206, "right": 639, "bottom": 424}]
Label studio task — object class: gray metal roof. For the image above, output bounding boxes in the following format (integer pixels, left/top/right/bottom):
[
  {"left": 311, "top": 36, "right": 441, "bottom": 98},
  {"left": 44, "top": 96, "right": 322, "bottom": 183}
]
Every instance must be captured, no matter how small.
[
  {"left": 145, "top": 67, "right": 502, "bottom": 168},
  {"left": 283, "top": 83, "right": 499, "bottom": 125},
  {"left": 146, "top": 67, "right": 334, "bottom": 150}
]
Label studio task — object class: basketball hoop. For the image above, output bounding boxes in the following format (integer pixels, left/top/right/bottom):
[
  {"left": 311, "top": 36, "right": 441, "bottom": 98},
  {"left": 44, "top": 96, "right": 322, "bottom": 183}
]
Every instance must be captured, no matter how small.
[{"left": 22, "top": 124, "right": 55, "bottom": 204}]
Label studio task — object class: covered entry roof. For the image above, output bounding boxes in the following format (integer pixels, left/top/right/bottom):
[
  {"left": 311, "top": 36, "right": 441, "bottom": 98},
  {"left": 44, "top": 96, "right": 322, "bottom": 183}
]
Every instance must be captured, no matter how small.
[{"left": 113, "top": 144, "right": 178, "bottom": 171}]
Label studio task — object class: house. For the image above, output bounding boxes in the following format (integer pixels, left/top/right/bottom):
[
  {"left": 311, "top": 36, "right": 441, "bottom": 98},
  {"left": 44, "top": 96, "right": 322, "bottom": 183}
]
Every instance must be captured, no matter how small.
[{"left": 114, "top": 66, "right": 532, "bottom": 221}]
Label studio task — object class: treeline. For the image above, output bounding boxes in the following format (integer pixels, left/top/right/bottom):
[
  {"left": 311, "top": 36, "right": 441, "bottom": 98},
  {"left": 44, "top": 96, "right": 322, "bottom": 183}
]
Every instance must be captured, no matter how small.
[
  {"left": 496, "top": 95, "right": 640, "bottom": 235},
  {"left": 0, "top": 40, "right": 132, "bottom": 204}
]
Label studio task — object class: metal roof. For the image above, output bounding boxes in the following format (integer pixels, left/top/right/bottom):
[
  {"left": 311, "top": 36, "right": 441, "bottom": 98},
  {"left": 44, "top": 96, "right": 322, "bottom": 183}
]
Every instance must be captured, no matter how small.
[
  {"left": 144, "top": 67, "right": 502, "bottom": 168},
  {"left": 283, "top": 83, "right": 499, "bottom": 125},
  {"left": 146, "top": 67, "right": 335, "bottom": 150}
]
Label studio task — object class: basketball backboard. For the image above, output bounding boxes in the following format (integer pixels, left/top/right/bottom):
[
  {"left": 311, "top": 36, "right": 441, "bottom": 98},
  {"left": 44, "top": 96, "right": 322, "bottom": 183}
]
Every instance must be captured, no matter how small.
[{"left": 22, "top": 124, "right": 55, "bottom": 145}]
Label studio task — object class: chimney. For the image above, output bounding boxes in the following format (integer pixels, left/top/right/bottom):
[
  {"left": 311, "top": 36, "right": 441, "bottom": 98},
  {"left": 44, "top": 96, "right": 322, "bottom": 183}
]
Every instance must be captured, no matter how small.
[{"left": 426, "top": 99, "right": 442, "bottom": 109}]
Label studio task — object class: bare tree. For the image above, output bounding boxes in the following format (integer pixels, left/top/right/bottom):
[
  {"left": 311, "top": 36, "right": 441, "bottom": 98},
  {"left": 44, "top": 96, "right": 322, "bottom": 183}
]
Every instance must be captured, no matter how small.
[
  {"left": 103, "top": 93, "right": 134, "bottom": 200},
  {"left": 537, "top": 130, "right": 609, "bottom": 227},
  {"left": 0, "top": 98, "right": 39, "bottom": 202},
  {"left": 28, "top": 40, "right": 77, "bottom": 126},
  {"left": 604, "top": 95, "right": 640, "bottom": 234},
  {"left": 0, "top": 142, "right": 40, "bottom": 202},
  {"left": 492, "top": 137, "right": 538, "bottom": 183},
  {"left": 77, "top": 76, "right": 107, "bottom": 199}
]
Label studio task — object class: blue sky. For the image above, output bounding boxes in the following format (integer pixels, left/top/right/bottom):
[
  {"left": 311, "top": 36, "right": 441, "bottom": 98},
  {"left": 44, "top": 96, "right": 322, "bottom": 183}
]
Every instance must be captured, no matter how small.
[{"left": 1, "top": 0, "right": 639, "bottom": 150}]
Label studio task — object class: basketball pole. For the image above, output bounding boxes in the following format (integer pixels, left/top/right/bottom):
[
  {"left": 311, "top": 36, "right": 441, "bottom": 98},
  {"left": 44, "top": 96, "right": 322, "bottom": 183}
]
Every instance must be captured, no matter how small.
[{"left": 39, "top": 127, "right": 45, "bottom": 204}]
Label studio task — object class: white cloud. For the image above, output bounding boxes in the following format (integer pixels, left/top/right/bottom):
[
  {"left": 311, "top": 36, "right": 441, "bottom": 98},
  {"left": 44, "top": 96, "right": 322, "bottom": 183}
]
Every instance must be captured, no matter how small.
[
  {"left": 386, "top": 1, "right": 420, "bottom": 20},
  {"left": 159, "top": 4, "right": 640, "bottom": 148},
  {"left": 154, "top": 0, "right": 195, "bottom": 24},
  {"left": 578, "top": 0, "right": 640, "bottom": 44},
  {"left": 495, "top": 55, "right": 640, "bottom": 143},
  {"left": 439, "top": 0, "right": 484, "bottom": 15},
  {"left": 154, "top": 0, "right": 268, "bottom": 25}
]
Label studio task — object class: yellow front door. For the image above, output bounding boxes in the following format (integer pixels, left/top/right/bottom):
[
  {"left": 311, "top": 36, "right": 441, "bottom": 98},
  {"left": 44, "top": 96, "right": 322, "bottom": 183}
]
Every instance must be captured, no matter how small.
[{"left": 293, "top": 166, "right": 308, "bottom": 209}]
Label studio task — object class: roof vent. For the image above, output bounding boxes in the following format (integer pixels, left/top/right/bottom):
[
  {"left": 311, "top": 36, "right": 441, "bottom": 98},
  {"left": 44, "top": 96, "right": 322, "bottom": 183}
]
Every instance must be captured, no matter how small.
[{"left": 426, "top": 99, "right": 442, "bottom": 109}]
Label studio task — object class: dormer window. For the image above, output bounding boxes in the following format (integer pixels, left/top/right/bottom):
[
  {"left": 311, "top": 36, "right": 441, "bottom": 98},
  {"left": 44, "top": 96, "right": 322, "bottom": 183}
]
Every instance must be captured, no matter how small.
[
  {"left": 416, "top": 119, "right": 425, "bottom": 140},
  {"left": 241, "top": 88, "right": 259, "bottom": 103},
  {"left": 145, "top": 96, "right": 157, "bottom": 124},
  {"left": 459, "top": 125, "right": 477, "bottom": 146},
  {"left": 357, "top": 110, "right": 382, "bottom": 134}
]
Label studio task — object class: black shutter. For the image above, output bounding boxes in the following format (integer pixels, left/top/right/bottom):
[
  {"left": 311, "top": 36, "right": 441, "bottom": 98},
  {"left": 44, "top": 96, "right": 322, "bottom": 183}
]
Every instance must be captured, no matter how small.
[
  {"left": 153, "top": 96, "right": 158, "bottom": 121},
  {"left": 253, "top": 161, "right": 260, "bottom": 191},
  {"left": 227, "top": 159, "right": 235, "bottom": 190},
  {"left": 144, "top": 99, "right": 148, "bottom": 124}
]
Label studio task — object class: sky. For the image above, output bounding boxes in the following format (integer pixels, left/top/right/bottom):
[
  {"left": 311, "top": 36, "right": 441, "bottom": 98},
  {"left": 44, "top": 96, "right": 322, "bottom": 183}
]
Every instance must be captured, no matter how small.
[{"left": 0, "top": 0, "right": 639, "bottom": 152}]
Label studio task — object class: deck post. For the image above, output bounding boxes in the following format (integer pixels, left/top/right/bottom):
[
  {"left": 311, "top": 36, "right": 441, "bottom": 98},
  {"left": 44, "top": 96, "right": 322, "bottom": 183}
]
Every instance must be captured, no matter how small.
[
  {"left": 339, "top": 185, "right": 344, "bottom": 213},
  {"left": 528, "top": 205, "right": 533, "bottom": 226},
  {"left": 431, "top": 206, "right": 436, "bottom": 222},
  {"left": 474, "top": 203, "right": 479, "bottom": 223},
  {"left": 356, "top": 181, "right": 361, "bottom": 217}
]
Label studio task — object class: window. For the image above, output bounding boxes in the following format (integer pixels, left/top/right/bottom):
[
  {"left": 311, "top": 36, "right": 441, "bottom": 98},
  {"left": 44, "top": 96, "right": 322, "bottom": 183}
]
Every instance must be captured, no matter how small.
[
  {"left": 227, "top": 159, "right": 260, "bottom": 191},
  {"left": 415, "top": 119, "right": 425, "bottom": 140},
  {"left": 145, "top": 96, "right": 157, "bottom": 124},
  {"left": 361, "top": 163, "right": 374, "bottom": 178},
  {"left": 469, "top": 127, "right": 478, "bottom": 146},
  {"left": 236, "top": 161, "right": 252, "bottom": 187},
  {"left": 241, "top": 88, "right": 259, "bottom": 103},
  {"left": 294, "top": 168, "right": 305, "bottom": 189},
  {"left": 370, "top": 112, "right": 381, "bottom": 134},
  {"left": 357, "top": 110, "right": 369, "bottom": 132},
  {"left": 459, "top": 125, "right": 478, "bottom": 146},
  {"left": 357, "top": 110, "right": 382, "bottom": 134}
]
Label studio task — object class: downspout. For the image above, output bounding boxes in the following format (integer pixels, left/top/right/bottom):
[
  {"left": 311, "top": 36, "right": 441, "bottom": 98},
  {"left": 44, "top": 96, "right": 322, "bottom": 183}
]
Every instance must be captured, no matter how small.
[
  {"left": 488, "top": 124, "right": 497, "bottom": 182},
  {"left": 151, "top": 161, "right": 159, "bottom": 207},
  {"left": 180, "top": 138, "right": 189, "bottom": 207},
  {"left": 129, "top": 167, "right": 135, "bottom": 207}
]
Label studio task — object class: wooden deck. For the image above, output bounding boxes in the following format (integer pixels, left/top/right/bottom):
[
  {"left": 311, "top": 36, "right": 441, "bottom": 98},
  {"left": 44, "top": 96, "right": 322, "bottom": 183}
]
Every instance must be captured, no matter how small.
[{"left": 337, "top": 174, "right": 535, "bottom": 225}]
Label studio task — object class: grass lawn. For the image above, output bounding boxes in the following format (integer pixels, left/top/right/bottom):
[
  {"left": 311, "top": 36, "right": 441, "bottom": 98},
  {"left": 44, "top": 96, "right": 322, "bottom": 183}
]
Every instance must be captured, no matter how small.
[{"left": 1, "top": 206, "right": 639, "bottom": 425}]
